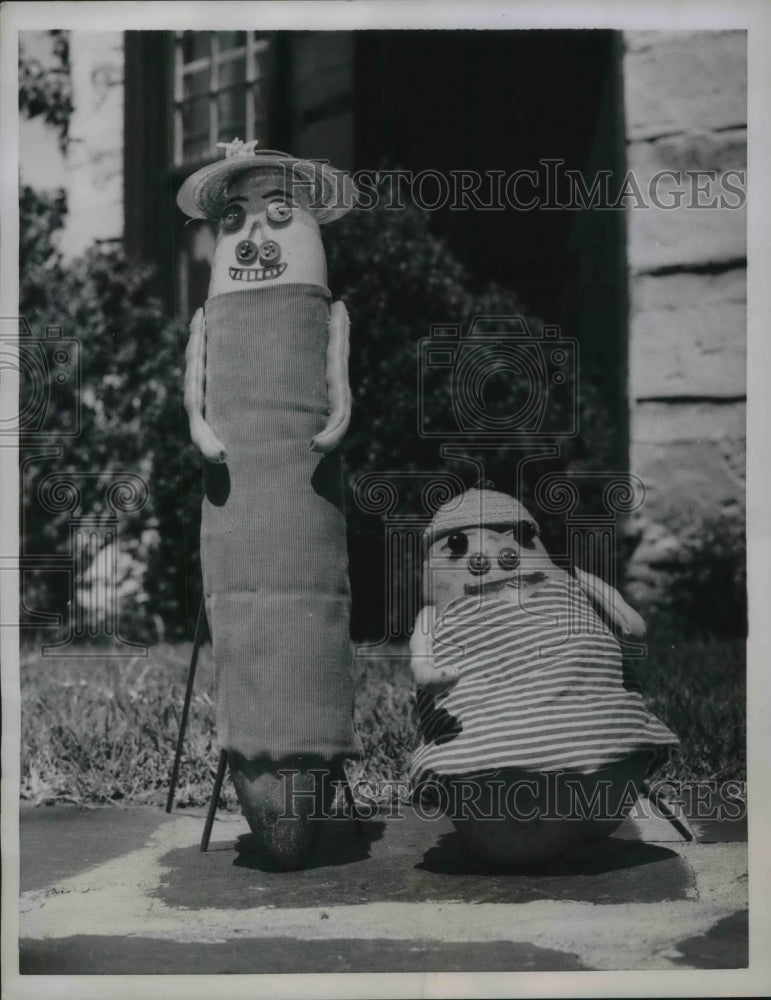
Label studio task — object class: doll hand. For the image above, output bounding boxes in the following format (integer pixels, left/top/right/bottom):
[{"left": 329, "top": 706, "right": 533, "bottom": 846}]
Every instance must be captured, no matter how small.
[
  {"left": 409, "top": 606, "right": 459, "bottom": 692},
  {"left": 574, "top": 567, "right": 646, "bottom": 639},
  {"left": 190, "top": 417, "right": 228, "bottom": 464},
  {"left": 311, "top": 301, "right": 351, "bottom": 453},
  {"left": 184, "top": 309, "right": 227, "bottom": 463}
]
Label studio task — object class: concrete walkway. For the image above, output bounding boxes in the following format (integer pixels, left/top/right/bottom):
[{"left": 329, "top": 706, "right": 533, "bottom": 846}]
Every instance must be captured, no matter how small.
[{"left": 15, "top": 798, "right": 747, "bottom": 976}]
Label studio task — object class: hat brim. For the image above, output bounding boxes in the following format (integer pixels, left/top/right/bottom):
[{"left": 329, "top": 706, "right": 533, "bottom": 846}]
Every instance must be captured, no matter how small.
[{"left": 176, "top": 149, "right": 358, "bottom": 224}]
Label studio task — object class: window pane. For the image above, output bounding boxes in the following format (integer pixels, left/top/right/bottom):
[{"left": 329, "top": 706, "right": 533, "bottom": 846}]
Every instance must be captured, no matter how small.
[
  {"left": 181, "top": 32, "right": 210, "bottom": 64},
  {"left": 218, "top": 31, "right": 246, "bottom": 52},
  {"left": 219, "top": 56, "right": 246, "bottom": 88},
  {"left": 217, "top": 87, "right": 246, "bottom": 141},
  {"left": 183, "top": 68, "right": 210, "bottom": 99},
  {"left": 252, "top": 81, "right": 268, "bottom": 128},
  {"left": 183, "top": 135, "right": 210, "bottom": 163},
  {"left": 181, "top": 96, "right": 209, "bottom": 146}
]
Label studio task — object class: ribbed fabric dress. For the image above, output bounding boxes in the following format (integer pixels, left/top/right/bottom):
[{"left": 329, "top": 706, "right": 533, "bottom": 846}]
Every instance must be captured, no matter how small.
[
  {"left": 410, "top": 573, "right": 679, "bottom": 786},
  {"left": 200, "top": 284, "right": 356, "bottom": 761}
]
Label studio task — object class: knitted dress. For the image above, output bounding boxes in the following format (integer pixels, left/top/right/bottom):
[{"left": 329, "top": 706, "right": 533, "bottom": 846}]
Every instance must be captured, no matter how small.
[
  {"left": 410, "top": 572, "right": 678, "bottom": 787},
  {"left": 200, "top": 284, "right": 356, "bottom": 761}
]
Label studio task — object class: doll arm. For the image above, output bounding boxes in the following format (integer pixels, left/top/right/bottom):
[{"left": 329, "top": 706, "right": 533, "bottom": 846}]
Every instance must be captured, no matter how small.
[
  {"left": 310, "top": 300, "right": 352, "bottom": 453},
  {"left": 409, "top": 605, "right": 459, "bottom": 691},
  {"left": 573, "top": 567, "right": 647, "bottom": 639},
  {"left": 184, "top": 308, "right": 227, "bottom": 463}
]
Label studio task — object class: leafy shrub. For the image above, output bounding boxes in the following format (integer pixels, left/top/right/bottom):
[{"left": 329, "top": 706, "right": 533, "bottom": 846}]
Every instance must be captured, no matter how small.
[
  {"left": 20, "top": 185, "right": 201, "bottom": 643},
  {"left": 657, "top": 509, "right": 747, "bottom": 639},
  {"left": 18, "top": 30, "right": 73, "bottom": 152}
]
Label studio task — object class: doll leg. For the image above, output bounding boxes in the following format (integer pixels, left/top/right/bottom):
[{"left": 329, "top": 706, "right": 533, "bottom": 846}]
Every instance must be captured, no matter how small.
[{"left": 228, "top": 753, "right": 343, "bottom": 871}]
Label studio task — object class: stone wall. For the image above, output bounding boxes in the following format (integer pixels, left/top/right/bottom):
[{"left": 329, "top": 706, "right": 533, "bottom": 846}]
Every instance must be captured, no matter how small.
[
  {"left": 61, "top": 32, "right": 124, "bottom": 259},
  {"left": 622, "top": 30, "right": 746, "bottom": 603}
]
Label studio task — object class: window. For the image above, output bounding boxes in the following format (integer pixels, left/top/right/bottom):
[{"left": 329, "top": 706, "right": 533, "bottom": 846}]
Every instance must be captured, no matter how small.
[{"left": 172, "top": 31, "right": 272, "bottom": 166}]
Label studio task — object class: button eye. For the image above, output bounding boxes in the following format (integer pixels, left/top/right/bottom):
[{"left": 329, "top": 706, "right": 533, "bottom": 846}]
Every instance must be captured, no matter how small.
[
  {"left": 498, "top": 547, "right": 520, "bottom": 570},
  {"left": 266, "top": 200, "right": 293, "bottom": 224},
  {"left": 447, "top": 532, "right": 469, "bottom": 558},
  {"left": 221, "top": 202, "right": 245, "bottom": 233}
]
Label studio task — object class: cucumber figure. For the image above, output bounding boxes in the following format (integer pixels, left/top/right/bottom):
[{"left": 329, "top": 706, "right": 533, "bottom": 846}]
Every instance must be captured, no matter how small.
[{"left": 177, "top": 140, "right": 358, "bottom": 870}]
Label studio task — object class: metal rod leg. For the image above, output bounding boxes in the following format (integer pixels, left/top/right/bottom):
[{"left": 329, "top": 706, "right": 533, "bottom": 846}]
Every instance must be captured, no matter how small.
[
  {"left": 642, "top": 779, "right": 696, "bottom": 842},
  {"left": 342, "top": 770, "right": 364, "bottom": 836},
  {"left": 201, "top": 748, "right": 228, "bottom": 852},
  {"left": 165, "top": 596, "right": 206, "bottom": 813}
]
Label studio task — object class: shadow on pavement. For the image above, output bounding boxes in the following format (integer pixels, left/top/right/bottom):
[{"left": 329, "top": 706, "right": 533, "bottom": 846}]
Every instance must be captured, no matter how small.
[
  {"left": 671, "top": 909, "right": 748, "bottom": 968},
  {"left": 417, "top": 830, "right": 694, "bottom": 904},
  {"left": 19, "top": 933, "right": 593, "bottom": 975},
  {"left": 233, "top": 817, "right": 386, "bottom": 871}
]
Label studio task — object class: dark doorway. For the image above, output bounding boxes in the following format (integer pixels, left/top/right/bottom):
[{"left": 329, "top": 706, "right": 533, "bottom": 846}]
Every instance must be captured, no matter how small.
[{"left": 354, "top": 29, "right": 628, "bottom": 462}]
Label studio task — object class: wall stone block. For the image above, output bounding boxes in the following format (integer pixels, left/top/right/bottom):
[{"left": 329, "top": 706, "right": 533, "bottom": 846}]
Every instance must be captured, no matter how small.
[
  {"left": 627, "top": 128, "right": 746, "bottom": 175},
  {"left": 629, "top": 269, "right": 745, "bottom": 399},
  {"left": 626, "top": 180, "right": 746, "bottom": 273},
  {"left": 632, "top": 399, "right": 745, "bottom": 445},
  {"left": 623, "top": 30, "right": 747, "bottom": 140}
]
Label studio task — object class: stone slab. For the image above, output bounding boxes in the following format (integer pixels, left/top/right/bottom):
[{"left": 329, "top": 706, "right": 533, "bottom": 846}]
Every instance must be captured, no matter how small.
[
  {"left": 14, "top": 803, "right": 749, "bottom": 975},
  {"left": 627, "top": 128, "right": 746, "bottom": 175},
  {"left": 629, "top": 437, "right": 745, "bottom": 529},
  {"left": 626, "top": 183, "right": 746, "bottom": 274},
  {"left": 623, "top": 31, "right": 746, "bottom": 141},
  {"left": 19, "top": 934, "right": 591, "bottom": 975},
  {"left": 19, "top": 803, "right": 169, "bottom": 892},
  {"left": 631, "top": 400, "right": 745, "bottom": 444},
  {"left": 670, "top": 909, "right": 748, "bottom": 969},
  {"left": 629, "top": 273, "right": 745, "bottom": 399},
  {"left": 155, "top": 814, "right": 695, "bottom": 912}
]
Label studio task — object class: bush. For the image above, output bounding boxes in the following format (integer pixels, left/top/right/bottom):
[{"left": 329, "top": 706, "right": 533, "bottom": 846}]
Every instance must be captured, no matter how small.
[
  {"left": 20, "top": 186, "right": 201, "bottom": 643},
  {"left": 657, "top": 509, "right": 747, "bottom": 640}
]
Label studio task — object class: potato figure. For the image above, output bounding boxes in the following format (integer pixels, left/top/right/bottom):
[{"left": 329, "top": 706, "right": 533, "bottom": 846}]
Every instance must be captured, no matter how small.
[
  {"left": 410, "top": 487, "right": 679, "bottom": 869},
  {"left": 177, "top": 140, "right": 358, "bottom": 870}
]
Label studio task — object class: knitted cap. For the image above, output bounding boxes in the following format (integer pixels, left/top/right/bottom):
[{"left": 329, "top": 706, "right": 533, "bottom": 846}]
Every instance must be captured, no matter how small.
[{"left": 424, "top": 488, "right": 539, "bottom": 546}]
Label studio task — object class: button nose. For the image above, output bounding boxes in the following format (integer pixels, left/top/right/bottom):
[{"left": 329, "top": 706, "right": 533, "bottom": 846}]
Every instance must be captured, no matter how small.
[
  {"left": 258, "top": 240, "right": 280, "bottom": 264},
  {"left": 235, "top": 239, "right": 258, "bottom": 264},
  {"left": 467, "top": 552, "right": 491, "bottom": 576}
]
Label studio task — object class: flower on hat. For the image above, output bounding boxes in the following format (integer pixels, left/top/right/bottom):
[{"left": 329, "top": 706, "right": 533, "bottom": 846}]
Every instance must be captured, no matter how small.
[{"left": 215, "top": 137, "right": 260, "bottom": 159}]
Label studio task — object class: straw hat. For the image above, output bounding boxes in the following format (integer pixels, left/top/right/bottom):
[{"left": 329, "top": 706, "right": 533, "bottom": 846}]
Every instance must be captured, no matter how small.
[{"left": 176, "top": 138, "right": 358, "bottom": 224}]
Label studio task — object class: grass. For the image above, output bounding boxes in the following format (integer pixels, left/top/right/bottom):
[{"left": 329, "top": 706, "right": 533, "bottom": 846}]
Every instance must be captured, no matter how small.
[{"left": 18, "top": 624, "right": 745, "bottom": 811}]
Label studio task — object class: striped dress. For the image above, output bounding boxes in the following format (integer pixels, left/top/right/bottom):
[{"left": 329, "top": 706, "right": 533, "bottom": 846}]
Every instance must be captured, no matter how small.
[{"left": 410, "top": 573, "right": 678, "bottom": 786}]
